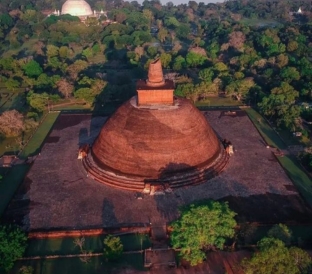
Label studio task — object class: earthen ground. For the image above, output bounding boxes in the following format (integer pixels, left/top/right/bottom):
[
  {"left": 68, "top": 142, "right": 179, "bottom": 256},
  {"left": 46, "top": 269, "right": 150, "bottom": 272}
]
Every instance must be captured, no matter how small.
[{"left": 4, "top": 111, "right": 312, "bottom": 230}]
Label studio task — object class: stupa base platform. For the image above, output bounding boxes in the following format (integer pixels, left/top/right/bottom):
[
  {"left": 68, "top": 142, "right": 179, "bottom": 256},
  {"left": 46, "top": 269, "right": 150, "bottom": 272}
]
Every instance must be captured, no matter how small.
[{"left": 82, "top": 145, "right": 229, "bottom": 193}]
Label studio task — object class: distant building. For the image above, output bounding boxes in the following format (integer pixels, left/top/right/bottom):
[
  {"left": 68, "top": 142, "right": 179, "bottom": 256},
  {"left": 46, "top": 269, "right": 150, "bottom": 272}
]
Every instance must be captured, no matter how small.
[
  {"left": 61, "top": 0, "right": 93, "bottom": 17},
  {"left": 48, "top": 0, "right": 107, "bottom": 21},
  {"left": 289, "top": 7, "right": 304, "bottom": 16}
]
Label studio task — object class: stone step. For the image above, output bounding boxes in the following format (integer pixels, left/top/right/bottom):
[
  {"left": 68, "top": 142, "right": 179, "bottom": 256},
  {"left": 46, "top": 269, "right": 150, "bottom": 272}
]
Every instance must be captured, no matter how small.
[{"left": 82, "top": 149, "right": 229, "bottom": 192}]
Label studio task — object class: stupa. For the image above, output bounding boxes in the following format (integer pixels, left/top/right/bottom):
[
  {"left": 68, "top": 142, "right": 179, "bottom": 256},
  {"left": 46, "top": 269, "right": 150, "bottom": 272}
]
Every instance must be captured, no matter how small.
[
  {"left": 83, "top": 59, "right": 229, "bottom": 193},
  {"left": 61, "top": 0, "right": 93, "bottom": 16}
]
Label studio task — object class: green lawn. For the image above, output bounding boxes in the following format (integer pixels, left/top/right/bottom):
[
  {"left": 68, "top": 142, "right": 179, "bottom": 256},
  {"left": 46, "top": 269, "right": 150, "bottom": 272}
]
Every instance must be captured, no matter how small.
[
  {"left": 245, "top": 108, "right": 287, "bottom": 149},
  {"left": 0, "top": 113, "right": 59, "bottom": 216},
  {"left": 277, "top": 128, "right": 311, "bottom": 147},
  {"left": 0, "top": 165, "right": 30, "bottom": 217},
  {"left": 52, "top": 104, "right": 90, "bottom": 111},
  {"left": 0, "top": 91, "right": 23, "bottom": 112},
  {"left": 8, "top": 253, "right": 145, "bottom": 274},
  {"left": 25, "top": 234, "right": 151, "bottom": 257},
  {"left": 9, "top": 235, "right": 149, "bottom": 274},
  {"left": 195, "top": 97, "right": 243, "bottom": 108},
  {"left": 246, "top": 108, "right": 312, "bottom": 207},
  {"left": 19, "top": 112, "right": 60, "bottom": 159},
  {"left": 278, "top": 156, "right": 312, "bottom": 206}
]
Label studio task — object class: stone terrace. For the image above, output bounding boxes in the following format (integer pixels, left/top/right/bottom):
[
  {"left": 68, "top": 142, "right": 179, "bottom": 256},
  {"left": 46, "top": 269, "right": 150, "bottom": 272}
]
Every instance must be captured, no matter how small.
[{"left": 4, "top": 111, "right": 312, "bottom": 231}]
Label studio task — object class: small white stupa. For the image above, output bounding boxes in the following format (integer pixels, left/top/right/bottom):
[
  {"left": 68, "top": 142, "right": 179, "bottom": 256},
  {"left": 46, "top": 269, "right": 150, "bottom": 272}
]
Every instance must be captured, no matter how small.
[{"left": 61, "top": 0, "right": 93, "bottom": 16}]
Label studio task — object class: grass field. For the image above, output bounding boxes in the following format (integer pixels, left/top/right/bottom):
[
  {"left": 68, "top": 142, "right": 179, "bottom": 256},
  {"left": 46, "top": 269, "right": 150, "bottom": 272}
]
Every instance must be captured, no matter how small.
[
  {"left": 245, "top": 108, "right": 312, "bottom": 207},
  {"left": 0, "top": 164, "right": 30, "bottom": 217},
  {"left": 19, "top": 112, "right": 60, "bottom": 159},
  {"left": 0, "top": 90, "right": 26, "bottom": 112},
  {"left": 245, "top": 108, "right": 287, "bottom": 149},
  {"left": 195, "top": 97, "right": 243, "bottom": 108},
  {"left": 278, "top": 156, "right": 312, "bottom": 206},
  {"left": 52, "top": 104, "right": 90, "bottom": 111},
  {"left": 9, "top": 253, "right": 144, "bottom": 274},
  {"left": 0, "top": 113, "right": 60, "bottom": 216},
  {"left": 8, "top": 235, "right": 149, "bottom": 274},
  {"left": 25, "top": 234, "right": 151, "bottom": 257}
]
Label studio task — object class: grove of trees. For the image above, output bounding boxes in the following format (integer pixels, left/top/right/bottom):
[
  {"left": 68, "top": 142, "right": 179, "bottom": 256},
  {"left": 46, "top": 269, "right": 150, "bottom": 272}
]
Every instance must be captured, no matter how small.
[{"left": 0, "top": 0, "right": 311, "bottom": 139}]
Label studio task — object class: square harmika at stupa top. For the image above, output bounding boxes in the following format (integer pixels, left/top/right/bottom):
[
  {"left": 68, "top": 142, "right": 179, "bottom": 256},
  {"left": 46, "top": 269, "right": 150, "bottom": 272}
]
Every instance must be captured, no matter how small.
[{"left": 136, "top": 59, "right": 175, "bottom": 106}]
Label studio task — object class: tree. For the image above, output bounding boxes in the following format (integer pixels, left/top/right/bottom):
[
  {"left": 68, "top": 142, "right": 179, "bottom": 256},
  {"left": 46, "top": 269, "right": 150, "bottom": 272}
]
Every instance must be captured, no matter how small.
[
  {"left": 214, "top": 62, "right": 228, "bottom": 73},
  {"left": 27, "top": 91, "right": 49, "bottom": 112},
  {"left": 267, "top": 224, "right": 292, "bottom": 245},
  {"left": 185, "top": 52, "right": 207, "bottom": 67},
  {"left": 157, "top": 27, "right": 169, "bottom": 43},
  {"left": 103, "top": 235, "right": 123, "bottom": 261},
  {"left": 199, "top": 68, "right": 214, "bottom": 83},
  {"left": 176, "top": 24, "right": 191, "bottom": 39},
  {"left": 287, "top": 41, "right": 298, "bottom": 52},
  {"left": 170, "top": 201, "right": 237, "bottom": 266},
  {"left": 228, "top": 31, "right": 245, "bottom": 51},
  {"left": 22, "top": 60, "right": 43, "bottom": 78},
  {"left": 0, "top": 225, "right": 27, "bottom": 272},
  {"left": 74, "top": 88, "right": 95, "bottom": 104},
  {"left": 226, "top": 77, "right": 255, "bottom": 101},
  {"left": 280, "top": 67, "right": 300, "bottom": 82},
  {"left": 5, "top": 78, "right": 20, "bottom": 92},
  {"left": 147, "top": 46, "right": 158, "bottom": 58},
  {"left": 173, "top": 55, "right": 186, "bottom": 71},
  {"left": 258, "top": 82, "right": 300, "bottom": 129},
  {"left": 160, "top": 52, "right": 172, "bottom": 69},
  {"left": 142, "top": 9, "right": 153, "bottom": 28},
  {"left": 91, "top": 79, "right": 107, "bottom": 94},
  {"left": 19, "top": 266, "right": 34, "bottom": 274},
  {"left": 58, "top": 46, "right": 69, "bottom": 60},
  {"left": 66, "top": 60, "right": 88, "bottom": 81},
  {"left": 0, "top": 110, "right": 24, "bottom": 137},
  {"left": 276, "top": 54, "right": 288, "bottom": 68},
  {"left": 46, "top": 45, "right": 59, "bottom": 60},
  {"left": 241, "top": 237, "right": 312, "bottom": 274},
  {"left": 56, "top": 78, "right": 74, "bottom": 98},
  {"left": 73, "top": 237, "right": 85, "bottom": 252}
]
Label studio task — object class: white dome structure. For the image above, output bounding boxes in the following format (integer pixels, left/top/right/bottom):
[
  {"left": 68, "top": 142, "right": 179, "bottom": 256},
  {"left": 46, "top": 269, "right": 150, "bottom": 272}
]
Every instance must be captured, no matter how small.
[{"left": 61, "top": 0, "right": 93, "bottom": 16}]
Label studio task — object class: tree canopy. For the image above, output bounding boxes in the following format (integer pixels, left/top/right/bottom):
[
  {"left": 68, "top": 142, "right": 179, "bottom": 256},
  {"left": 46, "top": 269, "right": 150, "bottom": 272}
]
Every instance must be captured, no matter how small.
[
  {"left": 103, "top": 235, "right": 123, "bottom": 261},
  {"left": 242, "top": 237, "right": 312, "bottom": 274},
  {"left": 0, "top": 225, "right": 27, "bottom": 272},
  {"left": 170, "top": 201, "right": 237, "bottom": 266}
]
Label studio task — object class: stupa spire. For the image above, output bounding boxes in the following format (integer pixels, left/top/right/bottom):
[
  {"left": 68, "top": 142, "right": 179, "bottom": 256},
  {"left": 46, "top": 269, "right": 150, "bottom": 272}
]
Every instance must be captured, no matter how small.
[{"left": 146, "top": 58, "right": 165, "bottom": 87}]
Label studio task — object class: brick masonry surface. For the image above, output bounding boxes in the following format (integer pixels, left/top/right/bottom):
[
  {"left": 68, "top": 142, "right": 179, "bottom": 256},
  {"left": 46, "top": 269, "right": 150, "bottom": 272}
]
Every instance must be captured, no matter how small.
[{"left": 4, "top": 111, "right": 312, "bottom": 231}]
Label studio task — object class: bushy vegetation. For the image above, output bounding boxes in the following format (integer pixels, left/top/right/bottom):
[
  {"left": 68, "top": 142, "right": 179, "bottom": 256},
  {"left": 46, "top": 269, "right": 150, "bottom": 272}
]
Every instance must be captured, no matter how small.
[
  {"left": 170, "top": 201, "right": 237, "bottom": 266},
  {"left": 241, "top": 225, "right": 312, "bottom": 274},
  {"left": 103, "top": 235, "right": 123, "bottom": 261},
  {"left": 0, "top": 0, "right": 311, "bottom": 135},
  {"left": 0, "top": 225, "right": 27, "bottom": 272}
]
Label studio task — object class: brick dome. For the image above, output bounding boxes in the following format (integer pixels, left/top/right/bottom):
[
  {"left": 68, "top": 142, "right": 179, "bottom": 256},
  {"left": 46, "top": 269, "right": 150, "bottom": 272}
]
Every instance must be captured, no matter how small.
[{"left": 83, "top": 97, "right": 229, "bottom": 191}]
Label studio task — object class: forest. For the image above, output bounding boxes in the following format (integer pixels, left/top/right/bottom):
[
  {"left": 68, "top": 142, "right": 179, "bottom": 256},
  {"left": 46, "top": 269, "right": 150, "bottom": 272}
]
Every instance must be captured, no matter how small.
[{"left": 0, "top": 0, "right": 312, "bottom": 168}]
